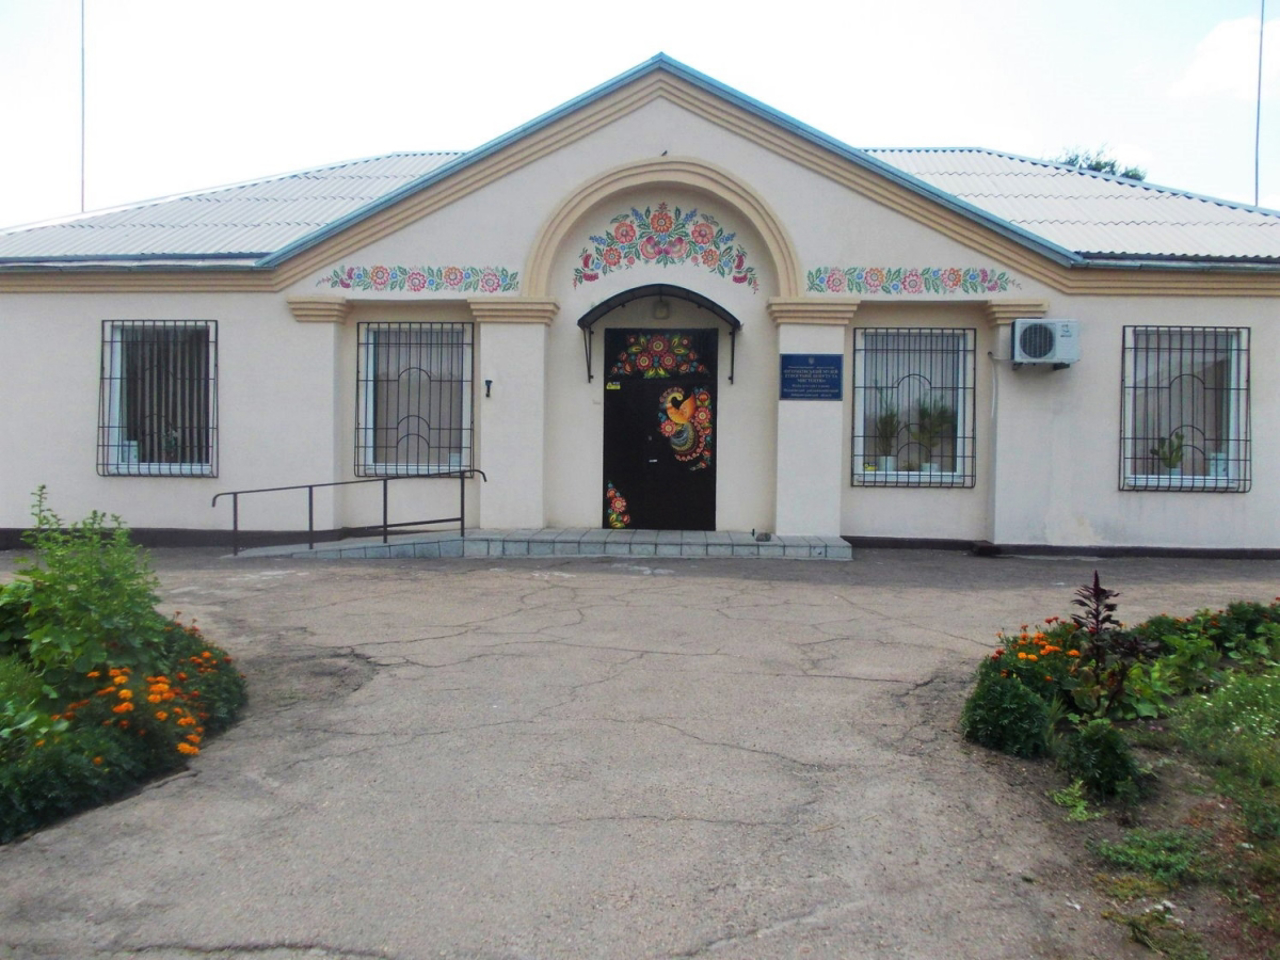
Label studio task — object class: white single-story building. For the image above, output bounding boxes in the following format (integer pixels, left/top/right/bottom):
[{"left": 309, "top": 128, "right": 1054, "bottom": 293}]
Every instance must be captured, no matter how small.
[{"left": 1, "top": 55, "right": 1277, "bottom": 554}]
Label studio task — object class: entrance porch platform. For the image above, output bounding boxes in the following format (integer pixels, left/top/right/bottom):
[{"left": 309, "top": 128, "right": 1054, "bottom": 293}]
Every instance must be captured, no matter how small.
[{"left": 235, "top": 528, "right": 853, "bottom": 561}]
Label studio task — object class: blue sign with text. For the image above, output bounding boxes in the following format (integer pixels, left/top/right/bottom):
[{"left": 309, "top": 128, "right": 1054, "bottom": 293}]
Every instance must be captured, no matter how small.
[{"left": 779, "top": 354, "right": 843, "bottom": 400}]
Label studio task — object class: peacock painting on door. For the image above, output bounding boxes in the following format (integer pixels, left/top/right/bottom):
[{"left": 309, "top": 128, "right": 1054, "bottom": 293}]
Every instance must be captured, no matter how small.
[{"left": 602, "top": 329, "right": 717, "bottom": 530}]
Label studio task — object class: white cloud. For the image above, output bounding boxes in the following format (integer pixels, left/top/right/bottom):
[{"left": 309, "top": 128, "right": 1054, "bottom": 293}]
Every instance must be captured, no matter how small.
[{"left": 1170, "top": 16, "right": 1280, "bottom": 100}]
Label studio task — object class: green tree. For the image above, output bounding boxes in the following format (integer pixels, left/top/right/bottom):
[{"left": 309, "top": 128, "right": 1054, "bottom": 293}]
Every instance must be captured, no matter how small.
[{"left": 1054, "top": 148, "right": 1146, "bottom": 181}]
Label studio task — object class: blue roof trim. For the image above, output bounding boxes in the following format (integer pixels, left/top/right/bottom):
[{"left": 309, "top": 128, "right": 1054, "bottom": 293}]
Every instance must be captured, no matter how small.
[{"left": 256, "top": 53, "right": 1085, "bottom": 271}]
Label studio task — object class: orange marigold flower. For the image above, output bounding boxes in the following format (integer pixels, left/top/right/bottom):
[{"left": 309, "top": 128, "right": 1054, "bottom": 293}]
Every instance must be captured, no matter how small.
[
  {"left": 117, "top": 688, "right": 133, "bottom": 700},
  {"left": 86, "top": 670, "right": 101, "bottom": 678},
  {"left": 1045, "top": 676, "right": 1053, "bottom": 682},
  {"left": 1033, "top": 632, "right": 1046, "bottom": 641},
  {"left": 92, "top": 756, "right": 103, "bottom": 765},
  {"left": 177, "top": 716, "right": 196, "bottom": 727},
  {"left": 1017, "top": 652, "right": 1027, "bottom": 660},
  {"left": 1067, "top": 650, "right": 1080, "bottom": 657},
  {"left": 147, "top": 694, "right": 162, "bottom": 704},
  {"left": 176, "top": 743, "right": 200, "bottom": 756},
  {"left": 97, "top": 687, "right": 116, "bottom": 696},
  {"left": 108, "top": 668, "right": 122, "bottom": 677},
  {"left": 35, "top": 739, "right": 45, "bottom": 747},
  {"left": 112, "top": 702, "right": 134, "bottom": 714},
  {"left": 50, "top": 713, "right": 62, "bottom": 721},
  {"left": 177, "top": 672, "right": 188, "bottom": 681},
  {"left": 113, "top": 675, "right": 127, "bottom": 686},
  {"left": 154, "top": 711, "right": 168, "bottom": 721},
  {"left": 1027, "top": 654, "right": 1039, "bottom": 662},
  {"left": 184, "top": 734, "right": 202, "bottom": 744}
]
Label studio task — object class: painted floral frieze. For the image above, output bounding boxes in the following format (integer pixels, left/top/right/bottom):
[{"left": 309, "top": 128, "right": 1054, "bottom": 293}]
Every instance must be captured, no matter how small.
[
  {"left": 608, "top": 333, "right": 710, "bottom": 379},
  {"left": 806, "top": 266, "right": 1020, "bottom": 295},
  {"left": 318, "top": 264, "right": 519, "bottom": 293},
  {"left": 574, "top": 203, "right": 759, "bottom": 292}
]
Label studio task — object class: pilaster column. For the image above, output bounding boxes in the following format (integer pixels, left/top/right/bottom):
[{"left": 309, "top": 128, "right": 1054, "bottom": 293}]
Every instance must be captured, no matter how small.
[
  {"left": 767, "top": 299, "right": 859, "bottom": 536},
  {"left": 468, "top": 299, "right": 559, "bottom": 529},
  {"left": 984, "top": 298, "right": 1049, "bottom": 544}
]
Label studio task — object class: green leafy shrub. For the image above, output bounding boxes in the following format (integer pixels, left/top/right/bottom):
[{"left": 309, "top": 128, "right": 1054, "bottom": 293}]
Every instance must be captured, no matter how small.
[
  {"left": 961, "top": 665, "right": 1050, "bottom": 757},
  {"left": 1058, "top": 718, "right": 1141, "bottom": 799},
  {"left": 2, "top": 488, "right": 169, "bottom": 699}
]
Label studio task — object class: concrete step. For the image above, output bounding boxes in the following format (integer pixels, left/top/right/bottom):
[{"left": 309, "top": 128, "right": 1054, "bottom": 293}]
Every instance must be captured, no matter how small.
[{"left": 235, "top": 528, "right": 852, "bottom": 561}]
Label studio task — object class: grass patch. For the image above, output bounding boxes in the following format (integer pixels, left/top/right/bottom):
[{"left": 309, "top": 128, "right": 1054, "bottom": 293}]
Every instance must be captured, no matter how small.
[{"left": 1093, "top": 828, "right": 1210, "bottom": 885}]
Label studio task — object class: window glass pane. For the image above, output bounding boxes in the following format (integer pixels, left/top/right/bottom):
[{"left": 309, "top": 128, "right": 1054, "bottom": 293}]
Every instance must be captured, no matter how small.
[
  {"left": 1121, "top": 326, "right": 1249, "bottom": 492},
  {"left": 357, "top": 322, "right": 473, "bottom": 476},
  {"left": 98, "top": 321, "right": 217, "bottom": 477},
  {"left": 853, "top": 328, "right": 975, "bottom": 487}
]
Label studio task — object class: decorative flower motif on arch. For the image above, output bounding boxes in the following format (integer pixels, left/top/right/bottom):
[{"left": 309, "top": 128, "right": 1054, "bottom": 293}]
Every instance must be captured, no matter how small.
[
  {"left": 573, "top": 203, "right": 759, "bottom": 292},
  {"left": 318, "top": 264, "right": 519, "bottom": 293},
  {"left": 608, "top": 333, "right": 710, "bottom": 379},
  {"left": 806, "top": 266, "right": 1020, "bottom": 295}
]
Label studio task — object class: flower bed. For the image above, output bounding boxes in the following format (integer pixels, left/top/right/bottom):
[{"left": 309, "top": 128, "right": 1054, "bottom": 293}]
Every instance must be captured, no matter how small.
[{"left": 0, "top": 489, "right": 246, "bottom": 843}]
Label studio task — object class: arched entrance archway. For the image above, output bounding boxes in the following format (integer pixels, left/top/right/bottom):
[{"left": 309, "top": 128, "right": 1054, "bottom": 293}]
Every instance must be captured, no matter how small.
[{"left": 582, "top": 286, "right": 743, "bottom": 531}]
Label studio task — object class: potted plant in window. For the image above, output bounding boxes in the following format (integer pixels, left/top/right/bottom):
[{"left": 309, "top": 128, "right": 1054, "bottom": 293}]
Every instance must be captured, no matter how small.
[
  {"left": 1149, "top": 431, "right": 1184, "bottom": 477},
  {"left": 909, "top": 398, "right": 957, "bottom": 472},
  {"left": 873, "top": 401, "right": 902, "bottom": 472}
]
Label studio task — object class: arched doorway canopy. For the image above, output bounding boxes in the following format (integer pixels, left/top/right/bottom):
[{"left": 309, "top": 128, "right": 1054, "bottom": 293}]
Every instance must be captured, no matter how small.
[{"left": 577, "top": 283, "right": 742, "bottom": 383}]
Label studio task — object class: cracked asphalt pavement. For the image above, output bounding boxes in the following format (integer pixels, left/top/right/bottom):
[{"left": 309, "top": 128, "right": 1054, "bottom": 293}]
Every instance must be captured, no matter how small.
[{"left": 1, "top": 548, "right": 1277, "bottom": 960}]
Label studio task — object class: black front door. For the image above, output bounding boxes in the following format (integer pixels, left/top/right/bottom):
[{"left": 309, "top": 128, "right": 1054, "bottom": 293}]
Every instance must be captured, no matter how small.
[{"left": 602, "top": 329, "right": 717, "bottom": 531}]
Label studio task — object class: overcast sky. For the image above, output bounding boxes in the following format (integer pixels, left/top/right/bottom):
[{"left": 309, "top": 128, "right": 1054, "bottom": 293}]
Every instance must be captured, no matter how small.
[{"left": 0, "top": 0, "right": 1276, "bottom": 230}]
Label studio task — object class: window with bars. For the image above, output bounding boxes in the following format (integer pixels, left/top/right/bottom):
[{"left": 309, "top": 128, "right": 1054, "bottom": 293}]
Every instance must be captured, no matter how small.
[
  {"left": 1120, "top": 326, "right": 1250, "bottom": 492},
  {"left": 852, "top": 327, "right": 976, "bottom": 487},
  {"left": 98, "top": 321, "right": 217, "bottom": 477},
  {"left": 356, "top": 322, "right": 473, "bottom": 476}
]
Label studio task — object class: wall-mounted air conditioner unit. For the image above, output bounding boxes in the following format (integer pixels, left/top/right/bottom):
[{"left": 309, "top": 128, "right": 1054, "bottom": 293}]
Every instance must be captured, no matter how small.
[{"left": 1012, "top": 319, "right": 1080, "bottom": 366}]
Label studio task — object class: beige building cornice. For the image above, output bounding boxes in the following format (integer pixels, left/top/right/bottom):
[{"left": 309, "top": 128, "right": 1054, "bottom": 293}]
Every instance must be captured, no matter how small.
[
  {"left": 2, "top": 73, "right": 1279, "bottom": 298},
  {"left": 287, "top": 295, "right": 352, "bottom": 323},
  {"left": 767, "top": 298, "right": 860, "bottom": 325},
  {"left": 467, "top": 298, "right": 559, "bottom": 324},
  {"left": 985, "top": 299, "right": 1049, "bottom": 324}
]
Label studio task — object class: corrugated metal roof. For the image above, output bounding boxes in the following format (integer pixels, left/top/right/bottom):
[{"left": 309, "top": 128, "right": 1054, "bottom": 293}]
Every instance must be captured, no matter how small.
[
  {"left": 868, "top": 148, "right": 1280, "bottom": 260},
  {"left": 0, "top": 152, "right": 463, "bottom": 261},
  {"left": 1, "top": 60, "right": 1277, "bottom": 269}
]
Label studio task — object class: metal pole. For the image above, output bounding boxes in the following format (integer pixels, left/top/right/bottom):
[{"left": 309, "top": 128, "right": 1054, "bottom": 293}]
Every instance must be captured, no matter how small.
[
  {"left": 382, "top": 479, "right": 389, "bottom": 544},
  {"left": 1256, "top": 0, "right": 1267, "bottom": 207},
  {"left": 460, "top": 473, "right": 466, "bottom": 538},
  {"left": 231, "top": 493, "right": 240, "bottom": 556},
  {"left": 80, "top": 0, "right": 86, "bottom": 212},
  {"left": 307, "top": 486, "right": 314, "bottom": 550}
]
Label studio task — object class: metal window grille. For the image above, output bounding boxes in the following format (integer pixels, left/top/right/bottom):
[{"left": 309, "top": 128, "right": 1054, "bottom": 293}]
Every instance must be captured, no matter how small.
[
  {"left": 97, "top": 321, "right": 217, "bottom": 477},
  {"left": 852, "top": 327, "right": 976, "bottom": 488},
  {"left": 356, "top": 322, "right": 474, "bottom": 476},
  {"left": 1120, "top": 326, "right": 1250, "bottom": 492}
]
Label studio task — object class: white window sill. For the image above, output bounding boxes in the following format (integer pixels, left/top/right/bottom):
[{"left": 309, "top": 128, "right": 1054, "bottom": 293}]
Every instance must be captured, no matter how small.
[
  {"left": 1124, "top": 474, "right": 1241, "bottom": 491},
  {"left": 857, "top": 466, "right": 966, "bottom": 485},
  {"left": 105, "top": 463, "right": 213, "bottom": 477}
]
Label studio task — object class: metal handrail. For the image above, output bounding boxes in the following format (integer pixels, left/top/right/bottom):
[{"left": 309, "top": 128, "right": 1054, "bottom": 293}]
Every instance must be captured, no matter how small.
[{"left": 211, "top": 469, "right": 487, "bottom": 556}]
